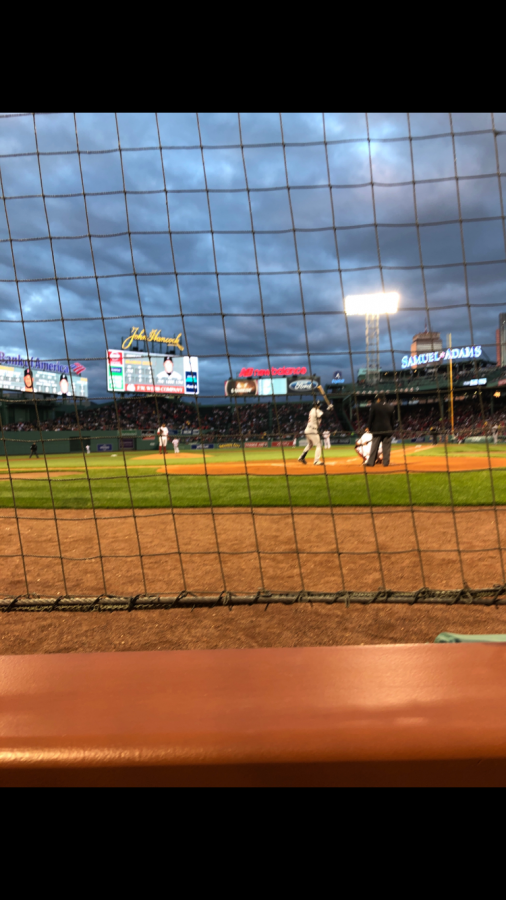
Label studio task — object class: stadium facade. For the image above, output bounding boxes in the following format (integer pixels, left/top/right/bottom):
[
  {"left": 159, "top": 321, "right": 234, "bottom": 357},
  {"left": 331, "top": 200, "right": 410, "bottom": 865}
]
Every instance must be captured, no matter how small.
[{"left": 328, "top": 330, "right": 506, "bottom": 432}]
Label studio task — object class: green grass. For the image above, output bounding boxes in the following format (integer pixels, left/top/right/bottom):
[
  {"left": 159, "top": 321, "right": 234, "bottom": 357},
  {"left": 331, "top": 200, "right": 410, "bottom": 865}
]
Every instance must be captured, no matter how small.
[
  {"left": 0, "top": 447, "right": 350, "bottom": 470},
  {"left": 2, "top": 446, "right": 506, "bottom": 508},
  {"left": 2, "top": 470, "right": 506, "bottom": 509},
  {"left": 414, "top": 443, "right": 506, "bottom": 457}
]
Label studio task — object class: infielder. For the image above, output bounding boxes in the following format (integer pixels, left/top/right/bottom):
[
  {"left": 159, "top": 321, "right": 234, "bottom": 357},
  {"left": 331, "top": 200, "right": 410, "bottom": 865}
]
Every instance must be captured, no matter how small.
[
  {"left": 157, "top": 423, "right": 169, "bottom": 454},
  {"left": 323, "top": 429, "right": 331, "bottom": 450},
  {"left": 298, "top": 400, "right": 333, "bottom": 466},
  {"left": 172, "top": 437, "right": 180, "bottom": 454},
  {"left": 355, "top": 428, "right": 382, "bottom": 465}
]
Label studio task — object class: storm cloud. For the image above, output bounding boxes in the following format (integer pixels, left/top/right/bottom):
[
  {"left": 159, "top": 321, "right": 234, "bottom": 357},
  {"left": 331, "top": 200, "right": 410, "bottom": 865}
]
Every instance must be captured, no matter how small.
[{"left": 0, "top": 112, "right": 505, "bottom": 400}]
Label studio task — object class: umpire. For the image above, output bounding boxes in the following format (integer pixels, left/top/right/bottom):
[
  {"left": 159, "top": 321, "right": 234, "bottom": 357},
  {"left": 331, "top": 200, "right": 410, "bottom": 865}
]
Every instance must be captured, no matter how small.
[{"left": 366, "top": 395, "right": 396, "bottom": 467}]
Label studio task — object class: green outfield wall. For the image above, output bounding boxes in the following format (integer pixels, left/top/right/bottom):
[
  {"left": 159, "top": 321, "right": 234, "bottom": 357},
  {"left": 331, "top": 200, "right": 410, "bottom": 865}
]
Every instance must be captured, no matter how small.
[{"left": 0, "top": 431, "right": 142, "bottom": 456}]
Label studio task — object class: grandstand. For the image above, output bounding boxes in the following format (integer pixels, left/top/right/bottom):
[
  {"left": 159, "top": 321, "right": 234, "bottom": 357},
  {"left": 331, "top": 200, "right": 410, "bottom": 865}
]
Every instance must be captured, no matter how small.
[
  {"left": 2, "top": 389, "right": 505, "bottom": 453},
  {"left": 0, "top": 394, "right": 327, "bottom": 454},
  {"left": 327, "top": 332, "right": 506, "bottom": 440}
]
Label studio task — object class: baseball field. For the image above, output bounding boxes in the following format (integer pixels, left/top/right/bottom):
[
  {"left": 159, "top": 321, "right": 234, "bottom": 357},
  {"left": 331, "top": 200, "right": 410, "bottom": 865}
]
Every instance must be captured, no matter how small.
[
  {"left": 2, "top": 442, "right": 506, "bottom": 508},
  {"left": 2, "top": 442, "right": 506, "bottom": 606}
]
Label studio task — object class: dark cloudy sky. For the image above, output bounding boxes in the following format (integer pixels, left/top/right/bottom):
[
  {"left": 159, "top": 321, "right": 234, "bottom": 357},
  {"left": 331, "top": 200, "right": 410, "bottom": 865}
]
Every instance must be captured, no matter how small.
[{"left": 1, "top": 112, "right": 505, "bottom": 401}]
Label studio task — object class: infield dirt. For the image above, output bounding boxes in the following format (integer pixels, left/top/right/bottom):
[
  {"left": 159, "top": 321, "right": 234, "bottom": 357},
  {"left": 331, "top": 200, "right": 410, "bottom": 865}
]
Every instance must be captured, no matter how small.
[
  {"left": 159, "top": 453, "right": 506, "bottom": 475},
  {"left": 2, "top": 505, "right": 506, "bottom": 598}
]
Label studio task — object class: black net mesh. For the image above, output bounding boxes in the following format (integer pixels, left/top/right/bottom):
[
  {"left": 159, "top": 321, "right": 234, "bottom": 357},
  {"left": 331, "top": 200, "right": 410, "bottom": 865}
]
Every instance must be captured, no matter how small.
[{"left": 1, "top": 112, "right": 506, "bottom": 604}]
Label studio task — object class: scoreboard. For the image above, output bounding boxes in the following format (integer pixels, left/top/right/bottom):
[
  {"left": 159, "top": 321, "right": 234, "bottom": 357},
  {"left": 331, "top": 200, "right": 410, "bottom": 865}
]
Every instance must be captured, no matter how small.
[
  {"left": 107, "top": 349, "right": 199, "bottom": 395},
  {"left": 0, "top": 364, "right": 88, "bottom": 397}
]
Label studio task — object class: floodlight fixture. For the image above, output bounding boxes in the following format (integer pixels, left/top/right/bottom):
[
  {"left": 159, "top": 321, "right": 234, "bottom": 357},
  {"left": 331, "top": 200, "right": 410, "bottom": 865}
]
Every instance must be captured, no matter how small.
[
  {"left": 344, "top": 292, "right": 399, "bottom": 316},
  {"left": 344, "top": 293, "right": 400, "bottom": 384}
]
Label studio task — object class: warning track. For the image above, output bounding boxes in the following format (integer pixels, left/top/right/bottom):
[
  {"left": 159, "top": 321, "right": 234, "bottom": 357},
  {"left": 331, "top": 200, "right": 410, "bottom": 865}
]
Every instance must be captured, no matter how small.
[{"left": 2, "top": 505, "right": 506, "bottom": 598}]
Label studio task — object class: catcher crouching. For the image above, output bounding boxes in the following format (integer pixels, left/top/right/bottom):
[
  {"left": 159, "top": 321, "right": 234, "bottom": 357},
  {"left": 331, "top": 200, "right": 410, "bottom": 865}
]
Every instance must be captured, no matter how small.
[{"left": 355, "top": 427, "right": 383, "bottom": 465}]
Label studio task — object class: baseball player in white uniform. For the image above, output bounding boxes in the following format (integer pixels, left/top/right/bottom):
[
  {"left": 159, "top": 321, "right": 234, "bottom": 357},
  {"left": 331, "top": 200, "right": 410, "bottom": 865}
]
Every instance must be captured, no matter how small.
[
  {"left": 172, "top": 437, "right": 180, "bottom": 454},
  {"left": 323, "top": 429, "right": 331, "bottom": 450},
  {"left": 157, "top": 423, "right": 169, "bottom": 454},
  {"left": 355, "top": 428, "right": 382, "bottom": 465},
  {"left": 298, "top": 400, "right": 333, "bottom": 465}
]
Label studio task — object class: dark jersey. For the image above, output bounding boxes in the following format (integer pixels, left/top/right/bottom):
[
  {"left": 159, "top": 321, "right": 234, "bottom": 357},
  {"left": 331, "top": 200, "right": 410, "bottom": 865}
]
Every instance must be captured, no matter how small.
[{"left": 368, "top": 402, "right": 395, "bottom": 435}]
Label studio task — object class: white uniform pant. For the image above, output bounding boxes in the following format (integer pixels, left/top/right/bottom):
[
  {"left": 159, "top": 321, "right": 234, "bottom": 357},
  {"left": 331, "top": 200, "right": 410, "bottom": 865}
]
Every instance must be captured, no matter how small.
[
  {"left": 356, "top": 442, "right": 382, "bottom": 463},
  {"left": 303, "top": 431, "right": 321, "bottom": 463},
  {"left": 159, "top": 438, "right": 168, "bottom": 448},
  {"left": 173, "top": 441, "right": 180, "bottom": 453},
  {"left": 324, "top": 437, "right": 331, "bottom": 449}
]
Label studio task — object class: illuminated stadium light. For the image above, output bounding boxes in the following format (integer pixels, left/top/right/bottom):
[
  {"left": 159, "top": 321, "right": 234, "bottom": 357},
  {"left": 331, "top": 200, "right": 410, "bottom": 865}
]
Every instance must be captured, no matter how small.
[
  {"left": 344, "top": 293, "right": 399, "bottom": 384},
  {"left": 344, "top": 292, "right": 400, "bottom": 316}
]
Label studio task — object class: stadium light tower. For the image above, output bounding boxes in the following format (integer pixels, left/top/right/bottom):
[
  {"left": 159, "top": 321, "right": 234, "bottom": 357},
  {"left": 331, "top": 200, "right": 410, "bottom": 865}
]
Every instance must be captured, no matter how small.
[{"left": 344, "top": 292, "right": 399, "bottom": 383}]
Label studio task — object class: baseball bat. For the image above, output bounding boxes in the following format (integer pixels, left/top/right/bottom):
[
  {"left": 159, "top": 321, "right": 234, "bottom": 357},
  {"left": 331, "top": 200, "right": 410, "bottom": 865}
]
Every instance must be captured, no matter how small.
[{"left": 315, "top": 381, "right": 333, "bottom": 409}]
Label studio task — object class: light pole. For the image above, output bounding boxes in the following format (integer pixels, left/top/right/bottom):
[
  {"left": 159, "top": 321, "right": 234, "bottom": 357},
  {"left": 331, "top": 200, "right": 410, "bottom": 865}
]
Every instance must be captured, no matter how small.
[{"left": 344, "top": 293, "right": 400, "bottom": 384}]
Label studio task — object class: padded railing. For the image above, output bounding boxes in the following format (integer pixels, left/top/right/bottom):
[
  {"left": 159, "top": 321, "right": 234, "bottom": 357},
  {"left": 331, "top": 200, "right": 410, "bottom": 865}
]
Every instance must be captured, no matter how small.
[{"left": 1, "top": 644, "right": 506, "bottom": 786}]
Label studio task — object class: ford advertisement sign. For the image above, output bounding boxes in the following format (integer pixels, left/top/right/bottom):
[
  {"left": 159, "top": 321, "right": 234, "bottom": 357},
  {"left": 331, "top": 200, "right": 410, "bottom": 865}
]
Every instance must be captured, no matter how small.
[{"left": 287, "top": 378, "right": 320, "bottom": 393}]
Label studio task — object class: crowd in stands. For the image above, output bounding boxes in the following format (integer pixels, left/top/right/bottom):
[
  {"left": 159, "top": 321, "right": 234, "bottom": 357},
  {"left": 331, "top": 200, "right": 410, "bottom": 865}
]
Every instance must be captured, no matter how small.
[
  {"left": 355, "top": 403, "right": 506, "bottom": 440},
  {"left": 3, "top": 399, "right": 316, "bottom": 438},
  {"left": 4, "top": 396, "right": 506, "bottom": 440}
]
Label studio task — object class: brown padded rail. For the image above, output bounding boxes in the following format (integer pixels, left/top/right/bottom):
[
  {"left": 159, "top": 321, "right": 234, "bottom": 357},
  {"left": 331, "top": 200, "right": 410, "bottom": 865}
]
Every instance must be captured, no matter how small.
[{"left": 1, "top": 644, "right": 506, "bottom": 787}]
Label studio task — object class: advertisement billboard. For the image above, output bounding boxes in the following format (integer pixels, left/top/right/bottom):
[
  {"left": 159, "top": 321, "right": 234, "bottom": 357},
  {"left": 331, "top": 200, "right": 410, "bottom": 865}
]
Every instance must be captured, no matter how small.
[
  {"left": 258, "top": 377, "right": 288, "bottom": 396},
  {"left": 224, "top": 375, "right": 321, "bottom": 397},
  {"left": 401, "top": 346, "right": 482, "bottom": 369},
  {"left": 121, "top": 327, "right": 184, "bottom": 352},
  {"left": 107, "top": 350, "right": 199, "bottom": 395},
  {"left": 0, "top": 352, "right": 88, "bottom": 397},
  {"left": 225, "top": 379, "right": 258, "bottom": 397},
  {"left": 287, "top": 377, "right": 320, "bottom": 394},
  {"left": 238, "top": 365, "right": 308, "bottom": 378}
]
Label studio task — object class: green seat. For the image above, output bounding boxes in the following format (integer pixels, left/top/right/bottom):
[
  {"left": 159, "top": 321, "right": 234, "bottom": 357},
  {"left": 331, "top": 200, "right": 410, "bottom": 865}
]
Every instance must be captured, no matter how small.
[{"left": 435, "top": 632, "right": 506, "bottom": 643}]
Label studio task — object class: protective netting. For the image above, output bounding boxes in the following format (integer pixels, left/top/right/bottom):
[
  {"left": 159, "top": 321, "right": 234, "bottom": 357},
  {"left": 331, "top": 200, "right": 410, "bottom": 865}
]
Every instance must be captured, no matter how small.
[{"left": 1, "top": 112, "right": 506, "bottom": 603}]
